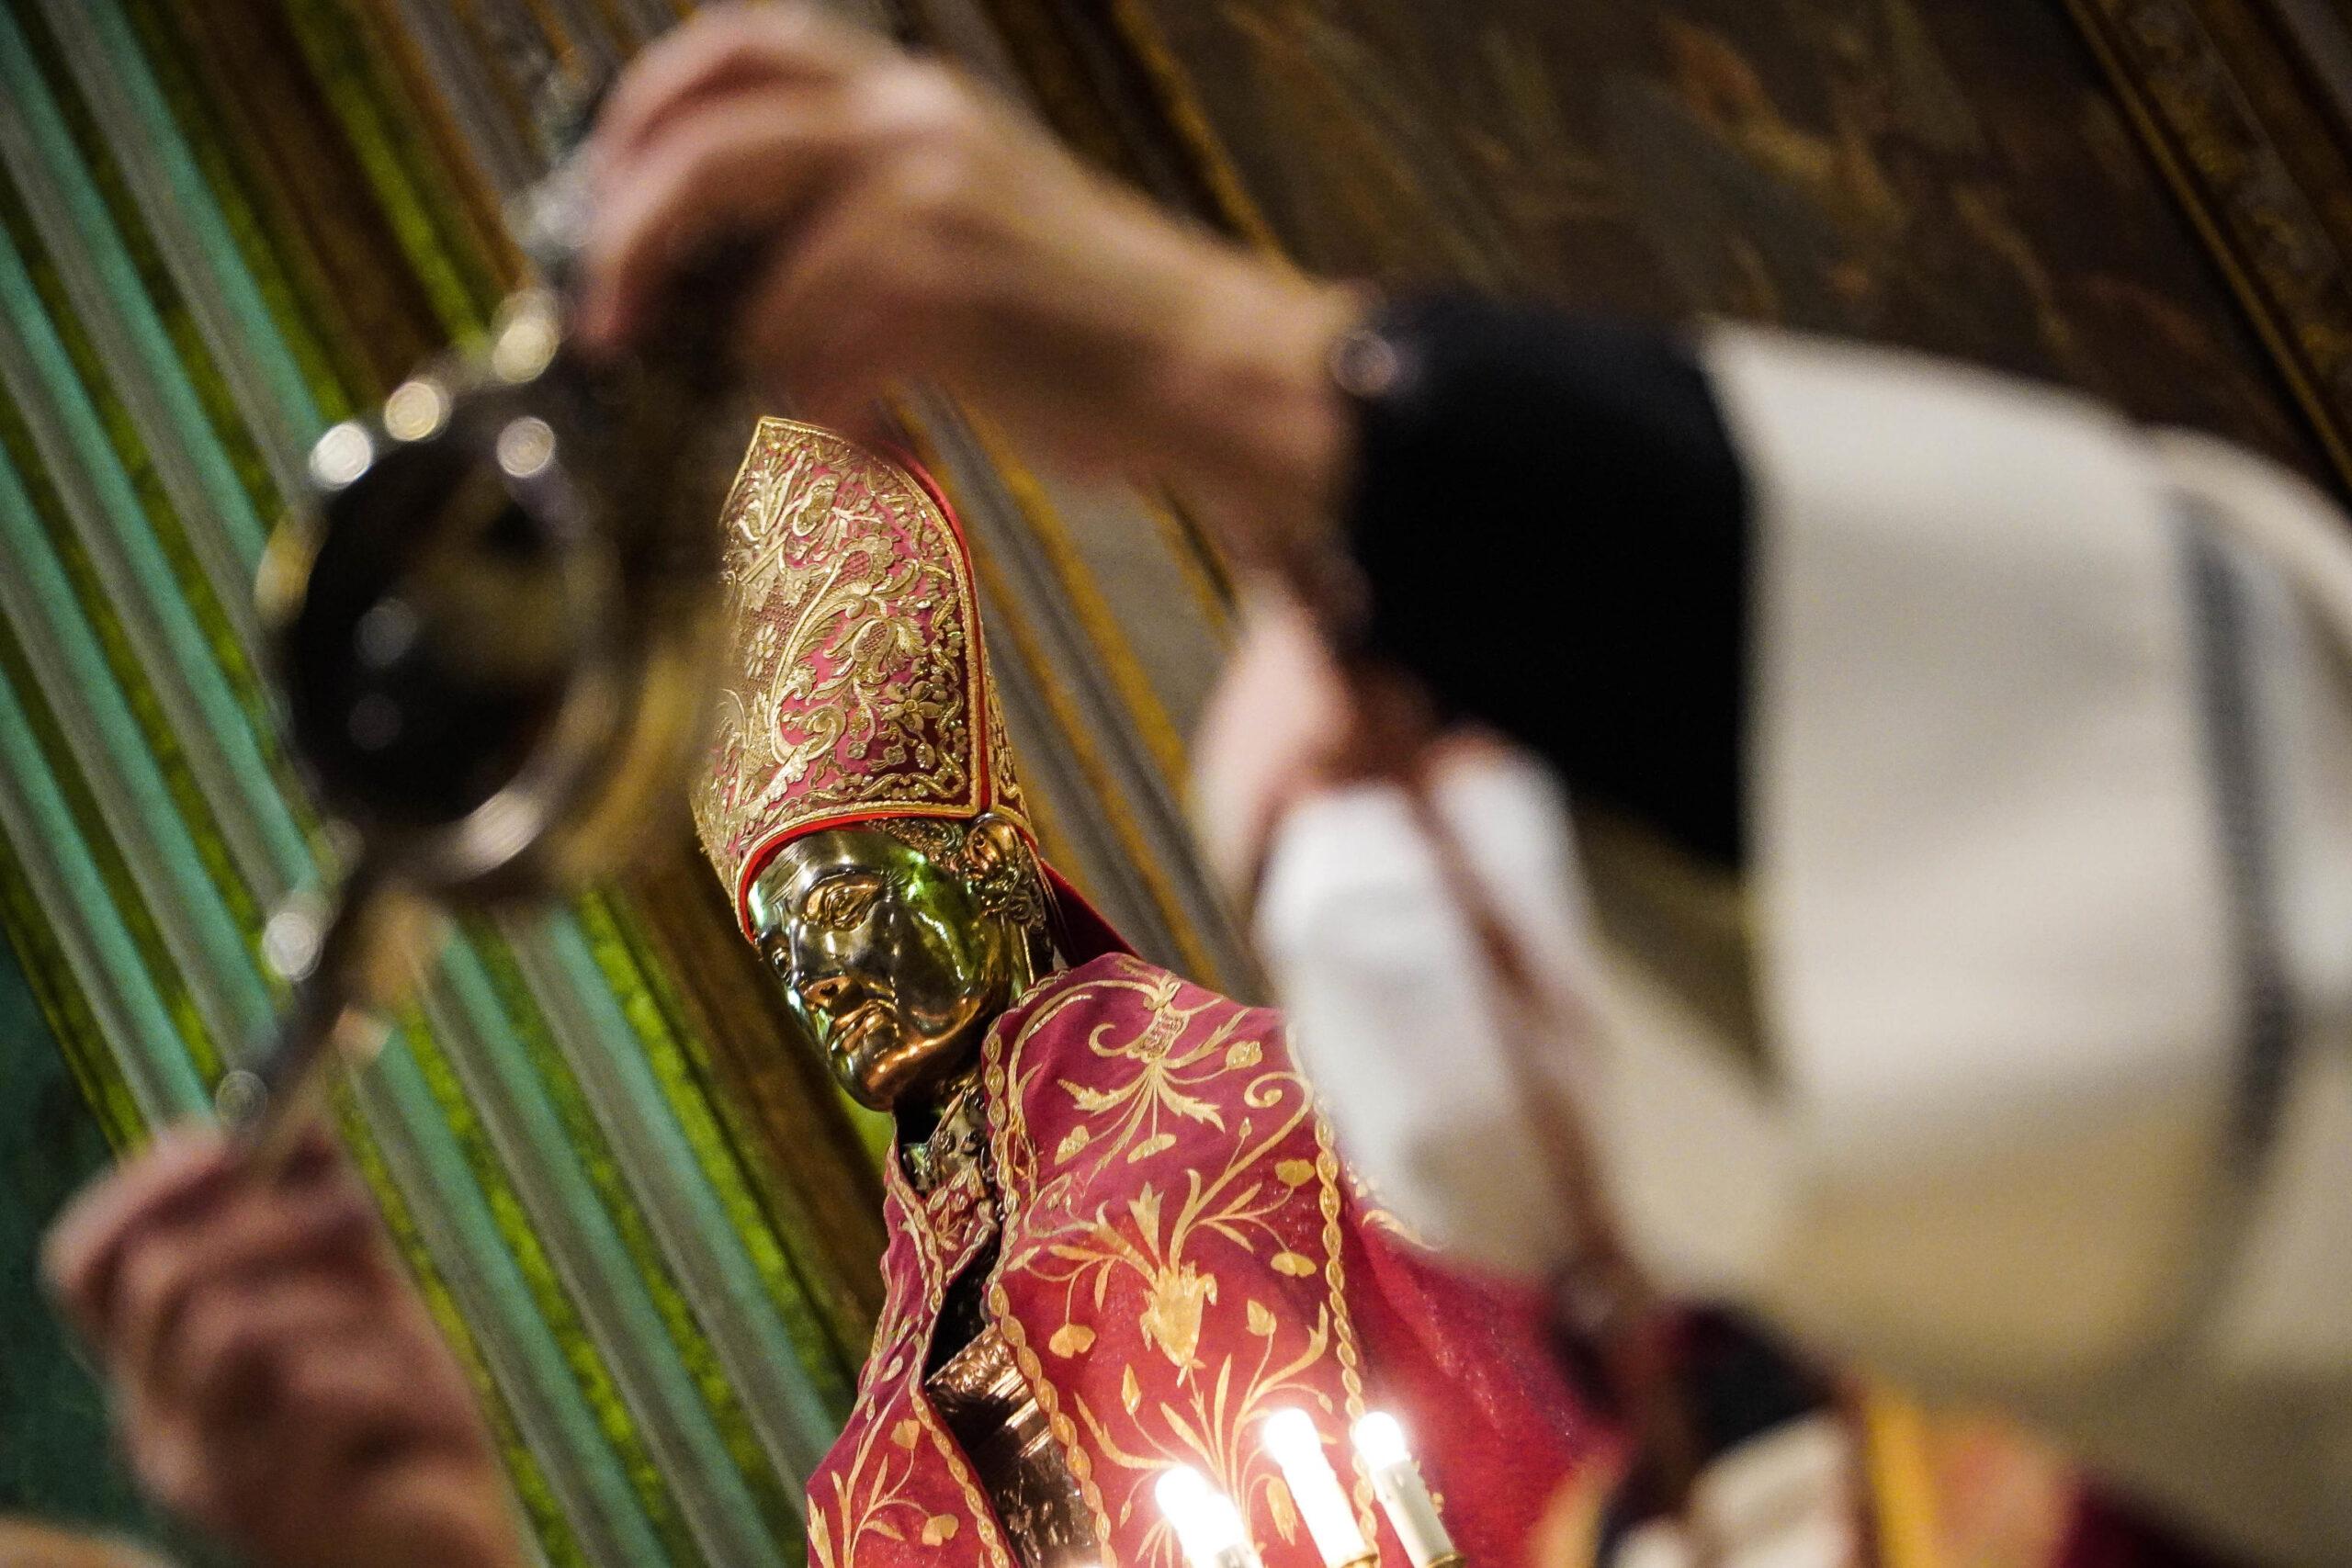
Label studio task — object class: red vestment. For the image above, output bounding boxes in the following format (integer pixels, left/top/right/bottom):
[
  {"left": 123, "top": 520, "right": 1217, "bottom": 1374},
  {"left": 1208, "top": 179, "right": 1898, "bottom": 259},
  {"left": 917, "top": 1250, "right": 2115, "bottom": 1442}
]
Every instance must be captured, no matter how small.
[{"left": 804, "top": 954, "right": 1612, "bottom": 1568}]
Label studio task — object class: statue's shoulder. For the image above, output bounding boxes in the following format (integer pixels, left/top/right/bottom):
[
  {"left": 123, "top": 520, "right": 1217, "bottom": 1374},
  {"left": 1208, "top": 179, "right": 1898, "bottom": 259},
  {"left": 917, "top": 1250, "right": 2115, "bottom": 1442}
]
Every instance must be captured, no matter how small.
[
  {"left": 984, "top": 953, "right": 1313, "bottom": 1220},
  {"left": 987, "top": 952, "right": 1296, "bottom": 1102},
  {"left": 1004, "top": 953, "right": 1279, "bottom": 1043}
]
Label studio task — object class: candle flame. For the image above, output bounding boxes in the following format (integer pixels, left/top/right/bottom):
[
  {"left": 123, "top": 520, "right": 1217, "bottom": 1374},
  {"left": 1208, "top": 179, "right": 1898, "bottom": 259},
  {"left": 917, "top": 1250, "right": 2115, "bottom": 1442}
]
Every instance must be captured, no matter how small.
[
  {"left": 1262, "top": 1407, "right": 1324, "bottom": 1465},
  {"left": 1351, "top": 1411, "right": 1408, "bottom": 1469}
]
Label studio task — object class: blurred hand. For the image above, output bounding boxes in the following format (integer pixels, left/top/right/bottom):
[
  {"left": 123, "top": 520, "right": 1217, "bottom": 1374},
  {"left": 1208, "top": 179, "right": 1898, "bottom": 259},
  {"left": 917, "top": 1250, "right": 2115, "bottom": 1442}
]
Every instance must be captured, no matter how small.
[
  {"left": 1191, "top": 584, "right": 1439, "bottom": 906},
  {"left": 1191, "top": 585, "right": 1357, "bottom": 901},
  {"left": 580, "top": 2, "right": 1357, "bottom": 563},
  {"left": 41, "top": 1128, "right": 524, "bottom": 1568}
]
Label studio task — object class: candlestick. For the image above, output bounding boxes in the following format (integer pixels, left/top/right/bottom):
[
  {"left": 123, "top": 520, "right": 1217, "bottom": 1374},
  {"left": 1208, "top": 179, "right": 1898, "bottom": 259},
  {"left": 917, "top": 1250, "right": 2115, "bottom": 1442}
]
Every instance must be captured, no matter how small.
[
  {"left": 1262, "top": 1408, "right": 1374, "bottom": 1568},
  {"left": 1155, "top": 1465, "right": 1266, "bottom": 1568},
  {"left": 1351, "top": 1413, "right": 1460, "bottom": 1568}
]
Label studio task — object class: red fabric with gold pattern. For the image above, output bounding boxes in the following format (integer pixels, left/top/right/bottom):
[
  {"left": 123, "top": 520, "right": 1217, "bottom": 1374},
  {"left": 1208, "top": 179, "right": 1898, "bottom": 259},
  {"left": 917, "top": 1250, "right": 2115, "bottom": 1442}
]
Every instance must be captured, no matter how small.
[
  {"left": 805, "top": 954, "right": 1611, "bottom": 1568},
  {"left": 804, "top": 1127, "right": 1014, "bottom": 1568}
]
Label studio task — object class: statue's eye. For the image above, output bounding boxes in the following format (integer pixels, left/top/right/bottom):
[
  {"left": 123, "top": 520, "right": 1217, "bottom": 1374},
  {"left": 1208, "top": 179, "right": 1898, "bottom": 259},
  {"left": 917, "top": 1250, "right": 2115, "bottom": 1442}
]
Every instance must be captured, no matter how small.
[{"left": 805, "top": 874, "right": 883, "bottom": 931}]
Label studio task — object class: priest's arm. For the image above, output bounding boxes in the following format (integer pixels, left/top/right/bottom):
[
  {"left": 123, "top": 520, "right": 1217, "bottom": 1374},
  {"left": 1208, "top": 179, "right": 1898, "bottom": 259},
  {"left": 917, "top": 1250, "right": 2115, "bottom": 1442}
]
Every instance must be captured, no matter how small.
[{"left": 1325, "top": 299, "right": 2352, "bottom": 1564}]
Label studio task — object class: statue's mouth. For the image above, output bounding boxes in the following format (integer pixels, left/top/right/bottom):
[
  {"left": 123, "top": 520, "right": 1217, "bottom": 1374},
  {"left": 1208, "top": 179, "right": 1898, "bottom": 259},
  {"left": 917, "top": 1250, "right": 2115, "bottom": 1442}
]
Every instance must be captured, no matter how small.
[{"left": 832, "top": 998, "right": 896, "bottom": 1056}]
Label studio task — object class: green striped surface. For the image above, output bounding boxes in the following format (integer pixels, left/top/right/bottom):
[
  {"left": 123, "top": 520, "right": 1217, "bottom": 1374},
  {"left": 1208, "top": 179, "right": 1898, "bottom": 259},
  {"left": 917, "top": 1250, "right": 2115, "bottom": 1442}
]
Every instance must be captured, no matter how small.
[
  {"left": 0, "top": 0, "right": 861, "bottom": 1561},
  {"left": 0, "top": 0, "right": 1269, "bottom": 1559}
]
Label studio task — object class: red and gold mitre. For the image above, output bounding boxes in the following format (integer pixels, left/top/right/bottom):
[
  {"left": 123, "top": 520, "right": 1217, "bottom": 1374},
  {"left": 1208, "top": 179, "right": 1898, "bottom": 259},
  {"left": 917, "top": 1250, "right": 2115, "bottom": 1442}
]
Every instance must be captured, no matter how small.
[
  {"left": 693, "top": 417, "right": 1034, "bottom": 935},
  {"left": 691, "top": 411, "right": 1133, "bottom": 964}
]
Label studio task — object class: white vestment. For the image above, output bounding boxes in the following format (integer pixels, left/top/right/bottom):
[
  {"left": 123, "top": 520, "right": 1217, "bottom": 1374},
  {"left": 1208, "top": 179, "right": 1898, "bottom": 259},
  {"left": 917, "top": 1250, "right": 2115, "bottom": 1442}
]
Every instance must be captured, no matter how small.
[{"left": 1252, "top": 329, "right": 2352, "bottom": 1567}]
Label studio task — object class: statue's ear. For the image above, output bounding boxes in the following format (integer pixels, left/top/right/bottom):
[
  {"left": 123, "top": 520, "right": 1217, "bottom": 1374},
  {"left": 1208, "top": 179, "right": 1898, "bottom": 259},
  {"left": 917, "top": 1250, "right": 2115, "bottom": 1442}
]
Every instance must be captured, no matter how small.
[{"left": 965, "top": 812, "right": 1027, "bottom": 884}]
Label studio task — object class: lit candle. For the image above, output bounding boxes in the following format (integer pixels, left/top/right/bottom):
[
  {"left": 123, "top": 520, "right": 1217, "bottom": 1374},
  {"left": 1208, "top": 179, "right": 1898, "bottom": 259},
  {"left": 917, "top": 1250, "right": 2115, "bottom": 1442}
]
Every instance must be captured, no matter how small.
[
  {"left": 1156, "top": 1465, "right": 1265, "bottom": 1568},
  {"left": 1351, "top": 1413, "right": 1459, "bottom": 1568},
  {"left": 1261, "top": 1408, "right": 1373, "bottom": 1568}
]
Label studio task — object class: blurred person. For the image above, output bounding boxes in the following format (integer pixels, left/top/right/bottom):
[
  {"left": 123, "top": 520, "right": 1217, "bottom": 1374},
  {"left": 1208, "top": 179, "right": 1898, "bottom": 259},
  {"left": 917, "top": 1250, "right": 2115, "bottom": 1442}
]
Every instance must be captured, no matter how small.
[
  {"left": 575, "top": 7, "right": 2352, "bottom": 1563},
  {"left": 39, "top": 1130, "right": 526, "bottom": 1568},
  {"left": 1200, "top": 590, "right": 2244, "bottom": 1568}
]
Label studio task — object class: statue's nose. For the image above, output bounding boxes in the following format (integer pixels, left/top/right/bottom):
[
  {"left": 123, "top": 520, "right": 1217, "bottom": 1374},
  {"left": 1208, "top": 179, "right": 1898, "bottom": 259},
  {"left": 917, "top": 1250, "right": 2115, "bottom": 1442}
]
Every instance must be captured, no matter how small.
[{"left": 800, "top": 970, "right": 854, "bottom": 1010}]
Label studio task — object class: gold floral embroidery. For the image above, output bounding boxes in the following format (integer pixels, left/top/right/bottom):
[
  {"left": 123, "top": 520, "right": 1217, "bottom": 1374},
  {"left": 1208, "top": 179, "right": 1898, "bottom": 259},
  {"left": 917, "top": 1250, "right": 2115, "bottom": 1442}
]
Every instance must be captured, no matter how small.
[
  {"left": 807, "top": 1401, "right": 931, "bottom": 1568},
  {"left": 1072, "top": 1303, "right": 1339, "bottom": 1559},
  {"left": 1136, "top": 1246, "right": 1216, "bottom": 1371},
  {"left": 810, "top": 1292, "right": 999, "bottom": 1568},
  {"left": 1051, "top": 976, "right": 1230, "bottom": 1145},
  {"left": 983, "top": 959, "right": 1379, "bottom": 1568},
  {"left": 809, "top": 1154, "right": 1017, "bottom": 1568}
]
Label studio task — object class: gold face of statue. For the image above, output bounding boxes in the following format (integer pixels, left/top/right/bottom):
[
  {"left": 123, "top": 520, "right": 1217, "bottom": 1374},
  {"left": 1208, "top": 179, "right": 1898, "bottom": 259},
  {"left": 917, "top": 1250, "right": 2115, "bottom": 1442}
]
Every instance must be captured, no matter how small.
[{"left": 746, "top": 819, "right": 1040, "bottom": 1114}]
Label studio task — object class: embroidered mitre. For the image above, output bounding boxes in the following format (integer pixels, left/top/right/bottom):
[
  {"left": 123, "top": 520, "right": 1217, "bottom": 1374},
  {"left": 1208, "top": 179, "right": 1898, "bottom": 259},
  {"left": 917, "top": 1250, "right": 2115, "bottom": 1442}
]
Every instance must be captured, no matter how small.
[
  {"left": 691, "top": 415, "right": 1124, "bottom": 964},
  {"left": 691, "top": 417, "right": 1033, "bottom": 933}
]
